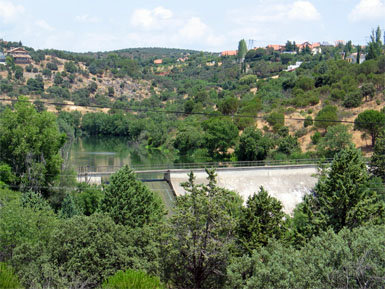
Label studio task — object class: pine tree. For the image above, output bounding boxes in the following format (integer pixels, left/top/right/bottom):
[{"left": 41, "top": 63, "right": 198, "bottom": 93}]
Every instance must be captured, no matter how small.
[
  {"left": 370, "top": 132, "right": 385, "bottom": 183},
  {"left": 237, "top": 39, "right": 247, "bottom": 62}
]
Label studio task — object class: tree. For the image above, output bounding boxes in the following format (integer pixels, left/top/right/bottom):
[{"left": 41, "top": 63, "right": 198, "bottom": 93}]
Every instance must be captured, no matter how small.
[
  {"left": 370, "top": 132, "right": 385, "bottom": 183},
  {"left": 237, "top": 187, "right": 287, "bottom": 253},
  {"left": 367, "top": 26, "right": 383, "bottom": 60},
  {"left": 99, "top": 165, "right": 165, "bottom": 227},
  {"left": 361, "top": 82, "right": 376, "bottom": 101},
  {"left": 226, "top": 225, "right": 385, "bottom": 289},
  {"left": 314, "top": 105, "right": 338, "bottom": 132},
  {"left": 203, "top": 117, "right": 238, "bottom": 157},
  {"left": 235, "top": 127, "right": 273, "bottom": 161},
  {"left": 266, "top": 111, "right": 285, "bottom": 132},
  {"left": 64, "top": 61, "right": 77, "bottom": 73},
  {"left": 14, "top": 65, "right": 23, "bottom": 80},
  {"left": 218, "top": 96, "right": 239, "bottom": 115},
  {"left": 295, "top": 146, "right": 385, "bottom": 242},
  {"left": 163, "top": 170, "right": 242, "bottom": 289},
  {"left": 237, "top": 39, "right": 248, "bottom": 62},
  {"left": 317, "top": 124, "right": 353, "bottom": 158},
  {"left": 12, "top": 214, "right": 161, "bottom": 288},
  {"left": 354, "top": 109, "right": 385, "bottom": 147},
  {"left": 0, "top": 97, "right": 66, "bottom": 195}
]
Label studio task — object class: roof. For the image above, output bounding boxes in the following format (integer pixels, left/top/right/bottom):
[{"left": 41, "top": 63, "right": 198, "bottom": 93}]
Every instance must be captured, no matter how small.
[
  {"left": 267, "top": 45, "right": 284, "bottom": 51},
  {"left": 7, "top": 47, "right": 29, "bottom": 54},
  {"left": 221, "top": 50, "right": 237, "bottom": 56},
  {"left": 153, "top": 59, "right": 163, "bottom": 64}
]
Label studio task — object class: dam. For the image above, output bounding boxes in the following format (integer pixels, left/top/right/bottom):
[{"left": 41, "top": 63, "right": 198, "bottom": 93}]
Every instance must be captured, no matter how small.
[{"left": 77, "top": 163, "right": 319, "bottom": 214}]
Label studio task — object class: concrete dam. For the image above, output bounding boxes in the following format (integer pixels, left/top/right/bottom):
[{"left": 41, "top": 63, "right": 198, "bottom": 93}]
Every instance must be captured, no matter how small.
[{"left": 78, "top": 164, "right": 319, "bottom": 214}]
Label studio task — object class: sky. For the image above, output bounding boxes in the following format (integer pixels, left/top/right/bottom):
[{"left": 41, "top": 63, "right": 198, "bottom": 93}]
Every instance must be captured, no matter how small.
[{"left": 0, "top": 0, "right": 384, "bottom": 52}]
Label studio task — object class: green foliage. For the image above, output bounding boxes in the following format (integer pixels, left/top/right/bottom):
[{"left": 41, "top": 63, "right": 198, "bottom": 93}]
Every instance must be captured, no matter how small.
[
  {"left": 173, "top": 125, "right": 205, "bottom": 155},
  {"left": 103, "top": 269, "right": 165, "bottom": 289},
  {"left": 354, "top": 109, "right": 385, "bottom": 146},
  {"left": 235, "top": 127, "right": 273, "bottom": 161},
  {"left": 64, "top": 61, "right": 77, "bottom": 73},
  {"left": 304, "top": 115, "right": 313, "bottom": 127},
  {"left": 317, "top": 124, "right": 353, "bottom": 158},
  {"left": 294, "top": 146, "right": 385, "bottom": 242},
  {"left": 12, "top": 214, "right": 161, "bottom": 288},
  {"left": 0, "top": 194, "right": 57, "bottom": 261},
  {"left": 239, "top": 74, "right": 257, "bottom": 85},
  {"left": 237, "top": 187, "right": 287, "bottom": 253},
  {"left": 0, "top": 262, "right": 23, "bottom": 289},
  {"left": 370, "top": 132, "right": 385, "bottom": 183},
  {"left": 218, "top": 96, "right": 239, "bottom": 115},
  {"left": 366, "top": 26, "right": 383, "bottom": 60},
  {"left": 311, "top": 131, "right": 321, "bottom": 144},
  {"left": 343, "top": 90, "right": 362, "bottom": 108},
  {"left": 74, "top": 184, "right": 104, "bottom": 216},
  {"left": 164, "top": 170, "right": 242, "bottom": 289},
  {"left": 266, "top": 111, "right": 284, "bottom": 132},
  {"left": 100, "top": 165, "right": 165, "bottom": 227},
  {"left": 227, "top": 225, "right": 385, "bottom": 289},
  {"left": 0, "top": 97, "right": 66, "bottom": 195},
  {"left": 237, "top": 39, "right": 248, "bottom": 60},
  {"left": 203, "top": 117, "right": 238, "bottom": 157},
  {"left": 314, "top": 105, "right": 338, "bottom": 131},
  {"left": 276, "top": 135, "right": 300, "bottom": 155}
]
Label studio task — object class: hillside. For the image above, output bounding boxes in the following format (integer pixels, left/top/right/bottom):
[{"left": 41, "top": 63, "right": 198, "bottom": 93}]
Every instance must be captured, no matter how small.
[{"left": 0, "top": 36, "right": 384, "bottom": 162}]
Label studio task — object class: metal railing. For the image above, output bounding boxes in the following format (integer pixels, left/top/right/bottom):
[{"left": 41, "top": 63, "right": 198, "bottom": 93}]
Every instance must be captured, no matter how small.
[{"left": 77, "top": 158, "right": 333, "bottom": 174}]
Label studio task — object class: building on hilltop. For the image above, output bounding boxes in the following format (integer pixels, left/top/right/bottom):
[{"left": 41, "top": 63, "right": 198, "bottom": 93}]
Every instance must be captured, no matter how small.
[
  {"left": 7, "top": 47, "right": 31, "bottom": 64},
  {"left": 346, "top": 53, "right": 366, "bottom": 64},
  {"left": 221, "top": 50, "right": 237, "bottom": 56},
  {"left": 267, "top": 44, "right": 284, "bottom": 51}
]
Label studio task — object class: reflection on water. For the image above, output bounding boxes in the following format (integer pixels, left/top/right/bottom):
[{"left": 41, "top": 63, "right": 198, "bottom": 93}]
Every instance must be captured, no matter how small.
[{"left": 68, "top": 136, "right": 174, "bottom": 170}]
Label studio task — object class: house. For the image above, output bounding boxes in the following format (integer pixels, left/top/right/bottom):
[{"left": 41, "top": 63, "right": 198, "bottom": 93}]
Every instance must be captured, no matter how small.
[
  {"left": 285, "top": 61, "right": 303, "bottom": 72},
  {"left": 221, "top": 50, "right": 237, "bottom": 56},
  {"left": 296, "top": 42, "right": 312, "bottom": 51},
  {"left": 267, "top": 45, "right": 284, "bottom": 51},
  {"left": 153, "top": 59, "right": 163, "bottom": 65},
  {"left": 335, "top": 40, "right": 345, "bottom": 47},
  {"left": 7, "top": 47, "right": 31, "bottom": 64},
  {"left": 346, "top": 53, "right": 366, "bottom": 64},
  {"left": 311, "top": 47, "right": 322, "bottom": 55}
]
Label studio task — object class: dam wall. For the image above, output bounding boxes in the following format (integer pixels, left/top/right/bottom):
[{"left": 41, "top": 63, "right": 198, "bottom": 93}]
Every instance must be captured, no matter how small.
[{"left": 168, "top": 165, "right": 318, "bottom": 214}]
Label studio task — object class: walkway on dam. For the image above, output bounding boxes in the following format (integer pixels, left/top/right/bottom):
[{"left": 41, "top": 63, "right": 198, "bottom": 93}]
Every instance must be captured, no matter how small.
[{"left": 77, "top": 160, "right": 325, "bottom": 214}]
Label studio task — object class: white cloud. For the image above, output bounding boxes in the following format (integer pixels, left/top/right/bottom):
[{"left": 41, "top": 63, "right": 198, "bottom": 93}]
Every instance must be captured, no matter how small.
[
  {"left": 131, "top": 6, "right": 173, "bottom": 29},
  {"left": 35, "top": 19, "right": 54, "bottom": 32},
  {"left": 179, "top": 17, "right": 208, "bottom": 40},
  {"left": 0, "top": 1, "right": 24, "bottom": 23},
  {"left": 231, "top": 1, "right": 321, "bottom": 24},
  {"left": 75, "top": 14, "right": 100, "bottom": 23},
  {"left": 288, "top": 1, "right": 321, "bottom": 21},
  {"left": 349, "top": 0, "right": 385, "bottom": 21}
]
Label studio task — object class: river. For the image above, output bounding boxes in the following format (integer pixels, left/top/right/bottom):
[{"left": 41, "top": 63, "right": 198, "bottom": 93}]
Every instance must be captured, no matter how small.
[{"left": 67, "top": 136, "right": 176, "bottom": 213}]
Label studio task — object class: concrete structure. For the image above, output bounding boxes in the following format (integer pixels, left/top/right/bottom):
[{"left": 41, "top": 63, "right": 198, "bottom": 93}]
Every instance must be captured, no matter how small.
[
  {"left": 78, "top": 164, "right": 318, "bottom": 214},
  {"left": 168, "top": 165, "right": 317, "bottom": 214}
]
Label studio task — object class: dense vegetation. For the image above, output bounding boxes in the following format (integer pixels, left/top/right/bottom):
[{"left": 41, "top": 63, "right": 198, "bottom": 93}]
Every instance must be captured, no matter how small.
[{"left": 0, "top": 27, "right": 385, "bottom": 288}]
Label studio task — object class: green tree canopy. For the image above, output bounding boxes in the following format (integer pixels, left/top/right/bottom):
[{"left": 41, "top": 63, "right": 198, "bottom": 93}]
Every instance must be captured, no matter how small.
[
  {"left": 0, "top": 97, "right": 66, "bottom": 195},
  {"left": 354, "top": 109, "right": 385, "bottom": 146},
  {"left": 237, "top": 39, "right": 248, "bottom": 61},
  {"left": 235, "top": 127, "right": 273, "bottom": 161},
  {"left": 237, "top": 186, "right": 287, "bottom": 254},
  {"left": 317, "top": 124, "right": 353, "bottom": 158},
  {"left": 100, "top": 165, "right": 165, "bottom": 227},
  {"left": 164, "top": 170, "right": 242, "bottom": 289},
  {"left": 314, "top": 105, "right": 338, "bottom": 132}
]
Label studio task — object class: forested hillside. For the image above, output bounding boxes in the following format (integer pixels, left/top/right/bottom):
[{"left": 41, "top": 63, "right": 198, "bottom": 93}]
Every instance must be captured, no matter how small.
[{"left": 1, "top": 28, "right": 384, "bottom": 164}]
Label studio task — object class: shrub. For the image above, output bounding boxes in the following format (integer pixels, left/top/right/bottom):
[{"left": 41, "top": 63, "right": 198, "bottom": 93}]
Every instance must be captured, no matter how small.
[
  {"left": 102, "top": 269, "right": 165, "bottom": 289},
  {"left": 343, "top": 90, "right": 362, "bottom": 108},
  {"left": 311, "top": 131, "right": 321, "bottom": 144},
  {"left": 304, "top": 116, "right": 313, "bottom": 128},
  {"left": 0, "top": 262, "right": 23, "bottom": 289}
]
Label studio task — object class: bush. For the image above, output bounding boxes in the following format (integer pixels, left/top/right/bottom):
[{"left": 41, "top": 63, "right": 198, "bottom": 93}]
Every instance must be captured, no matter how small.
[
  {"left": 0, "top": 263, "right": 23, "bottom": 289},
  {"left": 102, "top": 269, "right": 165, "bottom": 289},
  {"left": 343, "top": 90, "right": 362, "bottom": 108},
  {"left": 311, "top": 131, "right": 321, "bottom": 144},
  {"left": 304, "top": 116, "right": 313, "bottom": 128}
]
